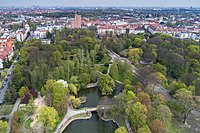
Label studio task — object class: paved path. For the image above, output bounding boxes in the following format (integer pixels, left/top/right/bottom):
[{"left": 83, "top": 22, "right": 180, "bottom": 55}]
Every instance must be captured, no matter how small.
[
  {"left": 86, "top": 82, "right": 98, "bottom": 88},
  {"left": 8, "top": 98, "right": 21, "bottom": 132},
  {"left": 54, "top": 105, "right": 97, "bottom": 133},
  {"left": 125, "top": 119, "right": 133, "bottom": 133}
]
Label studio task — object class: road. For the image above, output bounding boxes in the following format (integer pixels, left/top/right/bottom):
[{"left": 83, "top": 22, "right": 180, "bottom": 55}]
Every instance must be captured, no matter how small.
[
  {"left": 0, "top": 55, "right": 19, "bottom": 104},
  {"left": 0, "top": 64, "right": 14, "bottom": 104}
]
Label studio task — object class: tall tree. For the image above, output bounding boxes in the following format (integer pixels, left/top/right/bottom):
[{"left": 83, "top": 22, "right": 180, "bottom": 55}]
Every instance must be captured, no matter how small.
[
  {"left": 126, "top": 102, "right": 147, "bottom": 131},
  {"left": 52, "top": 50, "right": 62, "bottom": 67}
]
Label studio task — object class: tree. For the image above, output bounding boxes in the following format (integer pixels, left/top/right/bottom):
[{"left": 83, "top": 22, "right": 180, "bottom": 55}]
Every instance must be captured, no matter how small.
[
  {"left": 18, "top": 86, "right": 29, "bottom": 99},
  {"left": 152, "top": 94, "right": 166, "bottom": 106},
  {"left": 26, "top": 98, "right": 37, "bottom": 115},
  {"left": 69, "top": 83, "right": 78, "bottom": 95},
  {"left": 150, "top": 119, "right": 166, "bottom": 133},
  {"left": 71, "top": 97, "right": 81, "bottom": 108},
  {"left": 128, "top": 48, "right": 143, "bottom": 63},
  {"left": 109, "top": 61, "right": 119, "bottom": 80},
  {"left": 152, "top": 63, "right": 167, "bottom": 76},
  {"left": 152, "top": 72, "right": 167, "bottom": 89},
  {"left": 98, "top": 74, "right": 116, "bottom": 95},
  {"left": 1, "top": 71, "right": 6, "bottom": 79},
  {"left": 115, "top": 126, "right": 128, "bottom": 133},
  {"left": 12, "top": 64, "right": 23, "bottom": 89},
  {"left": 137, "top": 125, "right": 151, "bottom": 133},
  {"left": 19, "top": 48, "right": 28, "bottom": 65},
  {"left": 11, "top": 112, "right": 19, "bottom": 133},
  {"left": 90, "top": 70, "right": 99, "bottom": 83},
  {"left": 41, "top": 80, "right": 69, "bottom": 114},
  {"left": 173, "top": 88, "right": 194, "bottom": 107},
  {"left": 155, "top": 105, "right": 173, "bottom": 127},
  {"left": 126, "top": 102, "right": 147, "bottom": 130},
  {"left": 79, "top": 73, "right": 90, "bottom": 88},
  {"left": 37, "top": 106, "right": 58, "bottom": 132},
  {"left": 133, "top": 37, "right": 142, "bottom": 47},
  {"left": 137, "top": 92, "right": 151, "bottom": 110},
  {"left": 52, "top": 50, "right": 62, "bottom": 67},
  {"left": 0, "top": 120, "right": 8, "bottom": 133}
]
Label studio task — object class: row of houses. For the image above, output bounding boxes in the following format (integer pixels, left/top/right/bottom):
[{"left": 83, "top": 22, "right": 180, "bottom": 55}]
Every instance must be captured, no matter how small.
[
  {"left": 147, "top": 25, "right": 200, "bottom": 41},
  {"left": 0, "top": 38, "right": 15, "bottom": 69}
]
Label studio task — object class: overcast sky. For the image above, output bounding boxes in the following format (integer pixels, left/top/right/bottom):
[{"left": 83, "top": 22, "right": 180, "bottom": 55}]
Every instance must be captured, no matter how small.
[{"left": 0, "top": 0, "right": 200, "bottom": 7}]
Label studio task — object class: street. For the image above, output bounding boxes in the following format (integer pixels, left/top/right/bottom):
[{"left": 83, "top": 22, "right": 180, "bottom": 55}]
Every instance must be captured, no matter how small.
[
  {"left": 0, "top": 64, "right": 14, "bottom": 104},
  {"left": 0, "top": 54, "right": 20, "bottom": 104}
]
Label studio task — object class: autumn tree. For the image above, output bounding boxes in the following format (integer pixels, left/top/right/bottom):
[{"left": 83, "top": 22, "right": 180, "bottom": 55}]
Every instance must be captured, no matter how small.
[
  {"left": 137, "top": 92, "right": 151, "bottom": 110},
  {"left": 150, "top": 119, "right": 166, "bottom": 133}
]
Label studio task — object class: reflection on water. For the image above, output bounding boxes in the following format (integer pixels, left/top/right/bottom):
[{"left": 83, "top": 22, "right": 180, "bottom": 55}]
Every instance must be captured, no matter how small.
[
  {"left": 63, "top": 112, "right": 118, "bottom": 133},
  {"left": 78, "top": 84, "right": 122, "bottom": 108}
]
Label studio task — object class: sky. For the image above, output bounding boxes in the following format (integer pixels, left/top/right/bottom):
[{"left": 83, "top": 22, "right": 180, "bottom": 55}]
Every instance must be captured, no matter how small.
[{"left": 0, "top": 0, "right": 200, "bottom": 7}]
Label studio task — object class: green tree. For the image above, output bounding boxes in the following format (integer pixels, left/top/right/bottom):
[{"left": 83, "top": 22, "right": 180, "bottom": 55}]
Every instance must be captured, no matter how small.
[
  {"left": 72, "top": 97, "right": 81, "bottom": 108},
  {"left": 155, "top": 105, "right": 173, "bottom": 127},
  {"left": 69, "top": 83, "right": 78, "bottom": 95},
  {"left": 137, "top": 125, "right": 151, "bottom": 133},
  {"left": 12, "top": 64, "right": 23, "bottom": 89},
  {"left": 18, "top": 86, "right": 29, "bottom": 99},
  {"left": 98, "top": 74, "right": 116, "bottom": 95},
  {"left": 115, "top": 126, "right": 128, "bottom": 133},
  {"left": 52, "top": 50, "right": 62, "bottom": 67},
  {"left": 128, "top": 48, "right": 143, "bottom": 63},
  {"left": 41, "top": 80, "right": 69, "bottom": 114},
  {"left": 126, "top": 102, "right": 147, "bottom": 130},
  {"left": 19, "top": 48, "right": 28, "bottom": 65},
  {"left": 173, "top": 88, "right": 194, "bottom": 107},
  {"left": 26, "top": 99, "right": 37, "bottom": 115},
  {"left": 0, "top": 120, "right": 8, "bottom": 133},
  {"left": 1, "top": 71, "right": 6, "bottom": 79},
  {"left": 79, "top": 73, "right": 90, "bottom": 88},
  {"left": 152, "top": 63, "right": 167, "bottom": 76},
  {"left": 37, "top": 106, "right": 58, "bottom": 132},
  {"left": 109, "top": 61, "right": 119, "bottom": 80},
  {"left": 133, "top": 37, "right": 142, "bottom": 47}
]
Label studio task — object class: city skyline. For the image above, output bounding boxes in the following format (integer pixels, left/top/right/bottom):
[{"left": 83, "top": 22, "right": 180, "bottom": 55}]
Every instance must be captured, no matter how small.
[{"left": 0, "top": 0, "right": 200, "bottom": 7}]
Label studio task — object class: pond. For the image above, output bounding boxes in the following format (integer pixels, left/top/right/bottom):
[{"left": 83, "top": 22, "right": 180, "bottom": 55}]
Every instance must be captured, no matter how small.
[
  {"left": 63, "top": 84, "right": 122, "bottom": 133},
  {"left": 63, "top": 112, "right": 118, "bottom": 133},
  {"left": 78, "top": 83, "right": 122, "bottom": 108}
]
